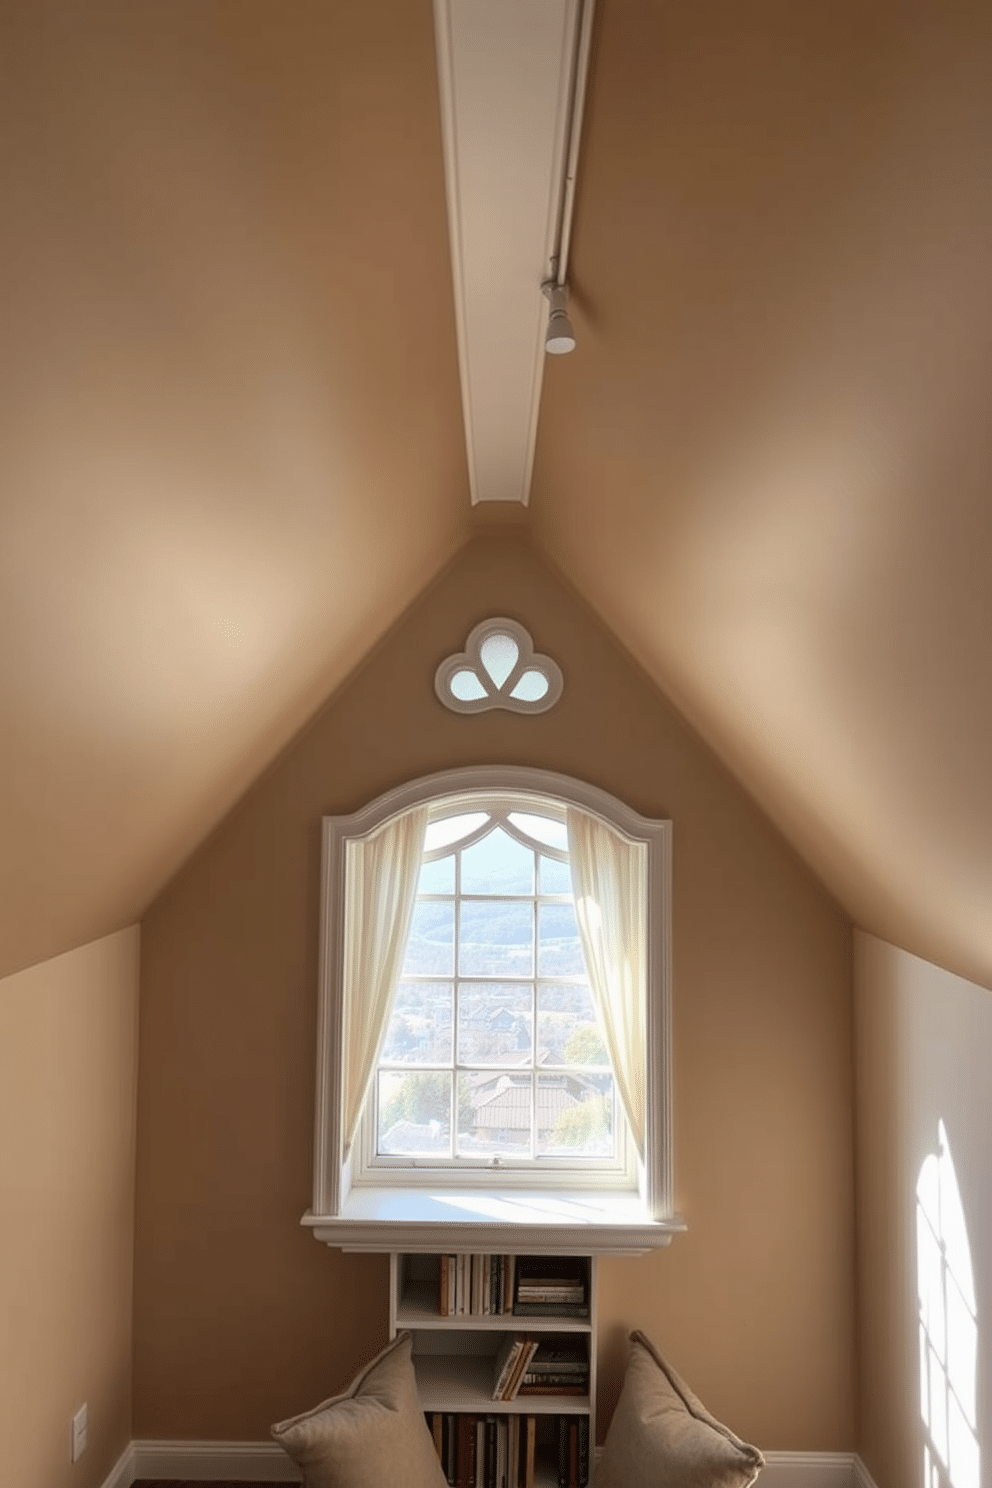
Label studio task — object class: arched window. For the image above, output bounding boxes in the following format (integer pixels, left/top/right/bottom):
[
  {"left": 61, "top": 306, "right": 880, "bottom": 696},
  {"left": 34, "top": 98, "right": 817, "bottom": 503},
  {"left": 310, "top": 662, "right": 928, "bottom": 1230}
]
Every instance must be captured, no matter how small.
[{"left": 307, "top": 767, "right": 679, "bottom": 1251}]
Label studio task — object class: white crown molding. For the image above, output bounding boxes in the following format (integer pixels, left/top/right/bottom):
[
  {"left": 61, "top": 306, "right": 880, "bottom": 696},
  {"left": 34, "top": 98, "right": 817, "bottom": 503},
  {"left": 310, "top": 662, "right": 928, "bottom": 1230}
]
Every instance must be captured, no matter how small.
[{"left": 101, "top": 1439, "right": 875, "bottom": 1487}]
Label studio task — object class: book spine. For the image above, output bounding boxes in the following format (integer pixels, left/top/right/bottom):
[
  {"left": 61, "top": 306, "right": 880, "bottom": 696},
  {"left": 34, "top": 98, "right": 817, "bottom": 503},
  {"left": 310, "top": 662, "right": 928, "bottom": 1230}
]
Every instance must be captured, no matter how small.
[
  {"left": 512, "top": 1303, "right": 589, "bottom": 1318},
  {"left": 503, "top": 1337, "right": 538, "bottom": 1401},
  {"left": 439, "top": 1256, "right": 449, "bottom": 1317},
  {"left": 485, "top": 1416, "right": 497, "bottom": 1488},
  {"left": 493, "top": 1337, "right": 523, "bottom": 1400},
  {"left": 557, "top": 1415, "right": 569, "bottom": 1488},
  {"left": 446, "top": 1412, "right": 457, "bottom": 1485},
  {"left": 568, "top": 1419, "right": 578, "bottom": 1488},
  {"left": 496, "top": 1415, "right": 507, "bottom": 1488},
  {"left": 516, "top": 1384, "right": 587, "bottom": 1396},
  {"left": 577, "top": 1417, "right": 589, "bottom": 1488},
  {"left": 521, "top": 1374, "right": 589, "bottom": 1387},
  {"left": 524, "top": 1415, "right": 536, "bottom": 1488},
  {"left": 476, "top": 1418, "right": 486, "bottom": 1488}
]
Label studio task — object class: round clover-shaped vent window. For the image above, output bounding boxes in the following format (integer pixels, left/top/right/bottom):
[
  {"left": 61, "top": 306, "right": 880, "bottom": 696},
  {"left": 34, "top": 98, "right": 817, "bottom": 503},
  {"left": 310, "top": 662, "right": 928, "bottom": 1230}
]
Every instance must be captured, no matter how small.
[{"left": 435, "top": 618, "right": 563, "bottom": 715}]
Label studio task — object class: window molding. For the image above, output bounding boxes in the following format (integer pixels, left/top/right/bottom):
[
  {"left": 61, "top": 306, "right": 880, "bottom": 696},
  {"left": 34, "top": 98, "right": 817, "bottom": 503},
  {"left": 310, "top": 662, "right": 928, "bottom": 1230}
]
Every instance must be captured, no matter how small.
[{"left": 309, "top": 766, "right": 677, "bottom": 1247}]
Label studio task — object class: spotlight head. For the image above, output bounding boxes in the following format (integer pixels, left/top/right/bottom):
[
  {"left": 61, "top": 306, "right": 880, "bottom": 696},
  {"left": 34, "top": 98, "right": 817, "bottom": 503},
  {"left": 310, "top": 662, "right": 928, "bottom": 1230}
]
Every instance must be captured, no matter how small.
[{"left": 543, "top": 280, "right": 576, "bottom": 355}]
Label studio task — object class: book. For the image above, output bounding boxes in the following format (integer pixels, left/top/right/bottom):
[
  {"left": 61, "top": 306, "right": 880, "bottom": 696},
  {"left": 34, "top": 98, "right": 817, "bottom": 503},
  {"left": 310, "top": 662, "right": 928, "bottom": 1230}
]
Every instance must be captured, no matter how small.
[
  {"left": 557, "top": 1415, "right": 569, "bottom": 1488},
  {"left": 492, "top": 1334, "right": 525, "bottom": 1400},
  {"left": 507, "top": 1413, "right": 519, "bottom": 1488},
  {"left": 496, "top": 1415, "right": 507, "bottom": 1488},
  {"left": 577, "top": 1417, "right": 589, "bottom": 1488},
  {"left": 527, "top": 1343, "right": 588, "bottom": 1370},
  {"left": 568, "top": 1418, "right": 578, "bottom": 1488},
  {"left": 516, "top": 1383, "right": 587, "bottom": 1396},
  {"left": 439, "top": 1255, "right": 450, "bottom": 1317},
  {"left": 484, "top": 1416, "right": 497, "bottom": 1488},
  {"left": 457, "top": 1412, "right": 477, "bottom": 1487},
  {"left": 511, "top": 1302, "right": 590, "bottom": 1319},
  {"left": 524, "top": 1416, "right": 536, "bottom": 1488},
  {"left": 446, "top": 1412, "right": 457, "bottom": 1485},
  {"left": 476, "top": 1418, "right": 486, "bottom": 1488},
  {"left": 502, "top": 1336, "right": 539, "bottom": 1401}
]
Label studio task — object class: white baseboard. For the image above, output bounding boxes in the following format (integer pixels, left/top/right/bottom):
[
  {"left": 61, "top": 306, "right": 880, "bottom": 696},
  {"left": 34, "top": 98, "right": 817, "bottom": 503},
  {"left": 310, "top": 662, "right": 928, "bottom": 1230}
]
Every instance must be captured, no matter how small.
[
  {"left": 127, "top": 1439, "right": 302, "bottom": 1481},
  {"left": 760, "top": 1452, "right": 871, "bottom": 1488},
  {"left": 852, "top": 1457, "right": 880, "bottom": 1488},
  {"left": 103, "top": 1440, "right": 877, "bottom": 1487},
  {"left": 99, "top": 1441, "right": 136, "bottom": 1488}
]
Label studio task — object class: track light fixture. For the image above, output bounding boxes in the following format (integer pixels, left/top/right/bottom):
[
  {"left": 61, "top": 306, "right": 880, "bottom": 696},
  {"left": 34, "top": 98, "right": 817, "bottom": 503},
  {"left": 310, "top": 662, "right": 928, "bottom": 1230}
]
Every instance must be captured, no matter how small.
[{"left": 543, "top": 280, "right": 576, "bottom": 355}]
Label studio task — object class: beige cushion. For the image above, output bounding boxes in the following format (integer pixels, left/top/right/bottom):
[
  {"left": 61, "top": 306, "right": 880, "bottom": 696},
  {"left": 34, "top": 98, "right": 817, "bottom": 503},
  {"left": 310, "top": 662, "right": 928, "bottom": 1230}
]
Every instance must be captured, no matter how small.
[
  {"left": 271, "top": 1330, "right": 447, "bottom": 1488},
  {"left": 595, "top": 1331, "right": 764, "bottom": 1488}
]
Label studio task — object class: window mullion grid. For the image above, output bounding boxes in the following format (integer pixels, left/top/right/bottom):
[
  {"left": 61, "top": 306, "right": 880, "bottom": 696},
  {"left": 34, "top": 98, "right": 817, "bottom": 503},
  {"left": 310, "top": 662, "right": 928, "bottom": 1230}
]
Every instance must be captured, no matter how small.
[{"left": 451, "top": 846, "right": 462, "bottom": 1161}]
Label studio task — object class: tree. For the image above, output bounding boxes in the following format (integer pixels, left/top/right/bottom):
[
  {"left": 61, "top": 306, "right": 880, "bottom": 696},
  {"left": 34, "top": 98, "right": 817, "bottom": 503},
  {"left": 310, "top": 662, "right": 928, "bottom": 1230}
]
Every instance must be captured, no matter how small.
[{"left": 563, "top": 1022, "right": 607, "bottom": 1067}]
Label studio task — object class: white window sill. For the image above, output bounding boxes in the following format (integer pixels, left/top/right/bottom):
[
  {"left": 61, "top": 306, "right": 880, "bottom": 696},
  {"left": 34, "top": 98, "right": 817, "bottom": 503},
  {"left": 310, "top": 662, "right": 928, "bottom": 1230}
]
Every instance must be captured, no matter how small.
[{"left": 301, "top": 1188, "right": 686, "bottom": 1255}]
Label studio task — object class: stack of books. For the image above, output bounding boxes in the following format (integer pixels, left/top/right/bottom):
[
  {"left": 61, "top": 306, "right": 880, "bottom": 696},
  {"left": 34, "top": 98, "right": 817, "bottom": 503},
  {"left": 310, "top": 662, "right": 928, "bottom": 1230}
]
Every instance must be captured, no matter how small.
[
  {"left": 428, "top": 1411, "right": 538, "bottom": 1488},
  {"left": 555, "top": 1414, "right": 591, "bottom": 1488},
  {"left": 438, "top": 1254, "right": 517, "bottom": 1317},
  {"left": 512, "top": 1258, "right": 589, "bottom": 1318},
  {"left": 426, "top": 1411, "right": 589, "bottom": 1488},
  {"left": 516, "top": 1341, "right": 589, "bottom": 1397}
]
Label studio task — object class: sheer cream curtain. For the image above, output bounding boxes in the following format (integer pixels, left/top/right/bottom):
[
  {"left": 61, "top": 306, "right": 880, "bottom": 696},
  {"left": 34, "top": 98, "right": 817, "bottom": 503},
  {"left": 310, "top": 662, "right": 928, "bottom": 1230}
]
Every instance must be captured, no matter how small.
[
  {"left": 566, "top": 806, "right": 648, "bottom": 1158},
  {"left": 341, "top": 805, "right": 429, "bottom": 1157}
]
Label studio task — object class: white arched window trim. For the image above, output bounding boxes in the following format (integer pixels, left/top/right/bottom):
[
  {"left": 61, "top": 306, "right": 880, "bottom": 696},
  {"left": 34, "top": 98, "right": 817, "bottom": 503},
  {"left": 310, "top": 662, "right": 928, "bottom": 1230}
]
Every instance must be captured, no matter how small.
[{"left": 305, "top": 766, "right": 683, "bottom": 1254}]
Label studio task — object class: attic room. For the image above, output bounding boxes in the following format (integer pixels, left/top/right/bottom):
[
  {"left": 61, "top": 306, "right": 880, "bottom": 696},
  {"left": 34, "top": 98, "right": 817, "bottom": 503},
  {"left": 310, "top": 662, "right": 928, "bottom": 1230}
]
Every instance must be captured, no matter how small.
[{"left": 1, "top": 4, "right": 989, "bottom": 1488}]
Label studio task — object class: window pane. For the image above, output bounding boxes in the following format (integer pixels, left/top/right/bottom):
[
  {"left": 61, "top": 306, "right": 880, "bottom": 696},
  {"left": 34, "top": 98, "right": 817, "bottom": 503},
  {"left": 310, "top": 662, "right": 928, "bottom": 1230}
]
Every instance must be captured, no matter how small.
[
  {"left": 537, "top": 901, "right": 586, "bottom": 976},
  {"left": 462, "top": 826, "right": 534, "bottom": 895},
  {"left": 537, "top": 1073, "right": 614, "bottom": 1156},
  {"left": 457, "top": 1071, "right": 532, "bottom": 1156},
  {"left": 459, "top": 900, "right": 534, "bottom": 976},
  {"left": 380, "top": 980, "right": 452, "bottom": 1064},
  {"left": 457, "top": 982, "right": 532, "bottom": 1066},
  {"left": 418, "top": 854, "right": 455, "bottom": 894},
  {"left": 509, "top": 812, "right": 567, "bottom": 851},
  {"left": 425, "top": 813, "right": 489, "bottom": 853},
  {"left": 538, "top": 853, "right": 572, "bottom": 895},
  {"left": 377, "top": 1071, "right": 451, "bottom": 1155},
  {"left": 537, "top": 983, "right": 608, "bottom": 1067},
  {"left": 403, "top": 901, "right": 455, "bottom": 976}
]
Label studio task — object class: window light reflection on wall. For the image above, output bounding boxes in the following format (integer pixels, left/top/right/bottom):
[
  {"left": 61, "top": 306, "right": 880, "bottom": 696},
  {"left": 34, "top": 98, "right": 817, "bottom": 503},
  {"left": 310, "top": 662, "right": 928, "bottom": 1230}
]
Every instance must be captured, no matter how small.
[{"left": 917, "top": 1120, "right": 979, "bottom": 1488}]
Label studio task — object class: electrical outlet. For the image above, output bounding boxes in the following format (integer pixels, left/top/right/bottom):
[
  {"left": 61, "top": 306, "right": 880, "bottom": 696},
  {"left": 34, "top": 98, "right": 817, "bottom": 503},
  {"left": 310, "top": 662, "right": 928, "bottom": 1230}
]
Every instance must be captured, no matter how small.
[{"left": 70, "top": 1403, "right": 88, "bottom": 1463}]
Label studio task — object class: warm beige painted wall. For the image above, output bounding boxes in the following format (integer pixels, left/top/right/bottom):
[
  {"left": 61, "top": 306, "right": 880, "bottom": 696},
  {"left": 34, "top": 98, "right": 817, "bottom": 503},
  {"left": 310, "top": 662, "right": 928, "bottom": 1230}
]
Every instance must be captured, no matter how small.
[
  {"left": 134, "top": 535, "right": 854, "bottom": 1449},
  {"left": 855, "top": 931, "right": 992, "bottom": 1488},
  {"left": 0, "top": 927, "right": 140, "bottom": 1488}
]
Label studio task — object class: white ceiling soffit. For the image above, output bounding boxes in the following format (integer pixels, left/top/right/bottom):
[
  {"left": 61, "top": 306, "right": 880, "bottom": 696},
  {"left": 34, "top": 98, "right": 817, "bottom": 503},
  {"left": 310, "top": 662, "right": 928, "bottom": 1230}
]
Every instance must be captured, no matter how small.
[{"left": 433, "top": 0, "right": 594, "bottom": 504}]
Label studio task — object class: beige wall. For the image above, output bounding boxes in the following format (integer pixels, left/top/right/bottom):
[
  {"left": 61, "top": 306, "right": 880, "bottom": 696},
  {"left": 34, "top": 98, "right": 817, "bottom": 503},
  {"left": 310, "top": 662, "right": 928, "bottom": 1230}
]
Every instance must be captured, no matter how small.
[
  {"left": 0, "top": 927, "right": 140, "bottom": 1488},
  {"left": 134, "top": 534, "right": 855, "bottom": 1449},
  {"left": 855, "top": 931, "right": 992, "bottom": 1488}
]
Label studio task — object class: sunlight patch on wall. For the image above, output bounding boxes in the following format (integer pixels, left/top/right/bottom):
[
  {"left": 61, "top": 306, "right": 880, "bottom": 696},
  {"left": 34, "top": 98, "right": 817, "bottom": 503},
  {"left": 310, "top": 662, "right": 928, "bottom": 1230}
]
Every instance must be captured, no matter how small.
[{"left": 917, "top": 1120, "right": 979, "bottom": 1488}]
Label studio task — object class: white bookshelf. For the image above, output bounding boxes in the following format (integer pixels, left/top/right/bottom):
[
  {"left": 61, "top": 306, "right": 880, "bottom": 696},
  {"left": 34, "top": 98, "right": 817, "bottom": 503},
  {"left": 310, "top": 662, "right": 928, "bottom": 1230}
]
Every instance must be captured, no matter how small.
[{"left": 389, "top": 1251, "right": 596, "bottom": 1487}]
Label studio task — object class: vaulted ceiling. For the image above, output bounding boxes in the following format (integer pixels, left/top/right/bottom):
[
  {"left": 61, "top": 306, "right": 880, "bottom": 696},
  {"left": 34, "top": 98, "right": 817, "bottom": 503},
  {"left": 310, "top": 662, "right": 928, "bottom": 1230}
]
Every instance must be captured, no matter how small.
[{"left": 1, "top": 0, "right": 989, "bottom": 989}]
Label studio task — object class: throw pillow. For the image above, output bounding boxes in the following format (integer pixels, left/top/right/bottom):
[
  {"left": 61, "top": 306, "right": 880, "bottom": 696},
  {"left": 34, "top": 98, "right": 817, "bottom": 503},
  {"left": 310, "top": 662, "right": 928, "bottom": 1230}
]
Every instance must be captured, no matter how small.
[
  {"left": 595, "top": 1330, "right": 764, "bottom": 1488},
  {"left": 271, "top": 1330, "right": 447, "bottom": 1488}
]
